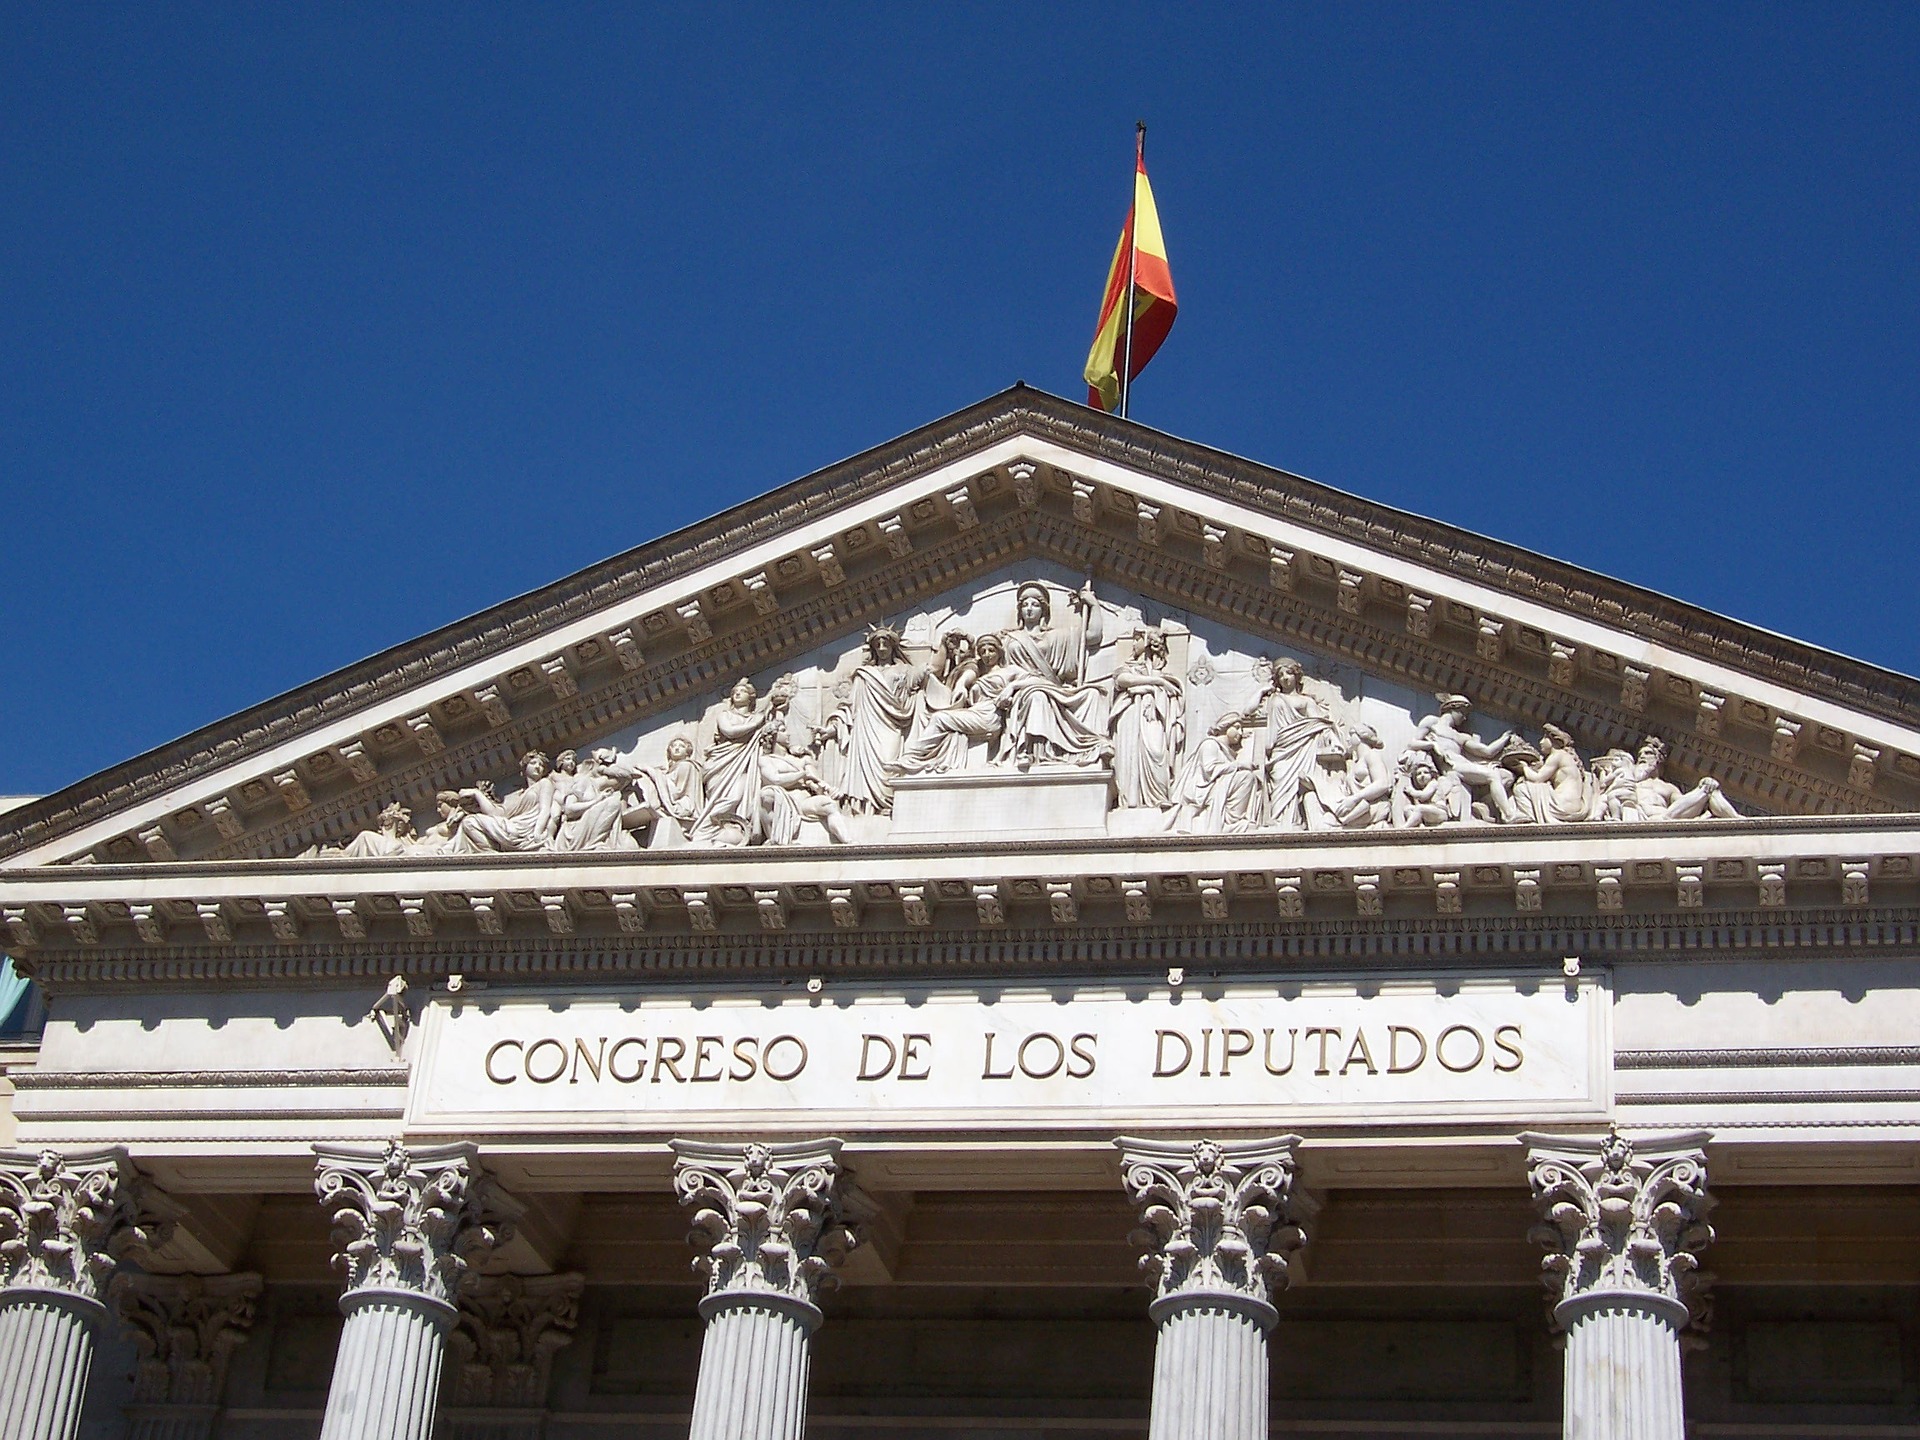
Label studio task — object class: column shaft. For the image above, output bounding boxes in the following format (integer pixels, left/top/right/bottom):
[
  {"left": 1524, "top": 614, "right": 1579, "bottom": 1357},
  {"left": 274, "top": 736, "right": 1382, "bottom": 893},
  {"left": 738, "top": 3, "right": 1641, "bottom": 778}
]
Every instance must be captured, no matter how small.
[
  {"left": 0, "top": 1291, "right": 100, "bottom": 1440},
  {"left": 1146, "top": 1301, "right": 1269, "bottom": 1440},
  {"left": 686, "top": 1299, "right": 815, "bottom": 1440},
  {"left": 1562, "top": 1301, "right": 1685, "bottom": 1440},
  {"left": 316, "top": 1292, "right": 452, "bottom": 1440}
]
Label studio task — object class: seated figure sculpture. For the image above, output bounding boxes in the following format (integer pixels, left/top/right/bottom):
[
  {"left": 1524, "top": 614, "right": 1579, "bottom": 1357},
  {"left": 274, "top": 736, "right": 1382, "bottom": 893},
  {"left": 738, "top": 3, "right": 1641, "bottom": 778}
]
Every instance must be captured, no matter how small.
[
  {"left": 1509, "top": 724, "right": 1596, "bottom": 824},
  {"left": 1170, "top": 712, "right": 1263, "bottom": 835},
  {"left": 995, "top": 581, "right": 1111, "bottom": 770},
  {"left": 1622, "top": 736, "right": 1741, "bottom": 820},
  {"left": 889, "top": 632, "right": 1011, "bottom": 776}
]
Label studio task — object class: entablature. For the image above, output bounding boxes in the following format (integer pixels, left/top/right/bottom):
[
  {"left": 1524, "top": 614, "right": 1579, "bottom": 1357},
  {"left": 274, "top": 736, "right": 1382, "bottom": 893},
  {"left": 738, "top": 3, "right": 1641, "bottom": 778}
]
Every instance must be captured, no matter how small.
[{"left": 5, "top": 815, "right": 1918, "bottom": 980}]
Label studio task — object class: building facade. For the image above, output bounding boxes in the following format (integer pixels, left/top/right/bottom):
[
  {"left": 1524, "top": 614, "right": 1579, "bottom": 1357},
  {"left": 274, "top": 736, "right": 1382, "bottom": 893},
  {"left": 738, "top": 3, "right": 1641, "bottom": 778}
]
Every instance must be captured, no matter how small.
[{"left": 3, "top": 387, "right": 1920, "bottom": 1439}]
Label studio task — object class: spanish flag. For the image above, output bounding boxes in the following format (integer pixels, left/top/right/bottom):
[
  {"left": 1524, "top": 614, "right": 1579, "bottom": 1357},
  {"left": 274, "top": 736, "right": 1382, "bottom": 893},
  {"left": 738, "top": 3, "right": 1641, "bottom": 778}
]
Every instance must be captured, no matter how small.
[{"left": 1084, "top": 129, "right": 1177, "bottom": 414}]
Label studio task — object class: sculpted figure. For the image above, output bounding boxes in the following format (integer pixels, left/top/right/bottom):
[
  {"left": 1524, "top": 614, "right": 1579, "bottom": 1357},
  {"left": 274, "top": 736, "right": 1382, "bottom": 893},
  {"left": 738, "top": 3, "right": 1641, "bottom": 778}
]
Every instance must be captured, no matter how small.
[
  {"left": 448, "top": 751, "right": 562, "bottom": 852},
  {"left": 1256, "top": 658, "right": 1341, "bottom": 829},
  {"left": 1510, "top": 724, "right": 1597, "bottom": 824},
  {"left": 1171, "top": 712, "right": 1263, "bottom": 835},
  {"left": 311, "top": 801, "right": 417, "bottom": 858},
  {"left": 413, "top": 791, "right": 474, "bottom": 853},
  {"left": 1110, "top": 629, "right": 1186, "bottom": 808},
  {"left": 930, "top": 630, "right": 974, "bottom": 686},
  {"left": 1391, "top": 752, "right": 1463, "bottom": 828},
  {"left": 660, "top": 735, "right": 704, "bottom": 828},
  {"left": 1409, "top": 696, "right": 1519, "bottom": 823},
  {"left": 1621, "top": 736, "right": 1740, "bottom": 821},
  {"left": 889, "top": 632, "right": 1011, "bottom": 776},
  {"left": 995, "top": 580, "right": 1111, "bottom": 770},
  {"left": 689, "top": 679, "right": 790, "bottom": 846},
  {"left": 820, "top": 626, "right": 925, "bottom": 814},
  {"left": 757, "top": 728, "right": 853, "bottom": 845},
  {"left": 1314, "top": 725, "right": 1394, "bottom": 830},
  {"left": 553, "top": 748, "right": 645, "bottom": 851}
]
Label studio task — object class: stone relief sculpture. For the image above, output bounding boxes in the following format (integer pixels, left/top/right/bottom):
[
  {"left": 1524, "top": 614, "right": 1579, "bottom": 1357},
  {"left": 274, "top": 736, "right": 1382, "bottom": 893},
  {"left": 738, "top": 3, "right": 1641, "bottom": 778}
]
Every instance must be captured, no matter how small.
[
  {"left": 996, "top": 580, "right": 1111, "bottom": 770},
  {"left": 307, "top": 576, "right": 1754, "bottom": 858},
  {"left": 817, "top": 627, "right": 924, "bottom": 815},
  {"left": 1111, "top": 629, "right": 1185, "bottom": 808}
]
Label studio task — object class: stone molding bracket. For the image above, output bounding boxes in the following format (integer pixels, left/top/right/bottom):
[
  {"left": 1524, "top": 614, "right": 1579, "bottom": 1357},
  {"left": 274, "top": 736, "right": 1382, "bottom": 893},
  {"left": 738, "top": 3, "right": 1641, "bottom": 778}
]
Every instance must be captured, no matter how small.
[
  {"left": 1116, "top": 1135, "right": 1308, "bottom": 1319},
  {"left": 312, "top": 1139, "right": 522, "bottom": 1311},
  {"left": 0, "top": 1146, "right": 180, "bottom": 1307},
  {"left": 670, "top": 1138, "right": 856, "bottom": 1317},
  {"left": 1522, "top": 1128, "right": 1715, "bottom": 1338}
]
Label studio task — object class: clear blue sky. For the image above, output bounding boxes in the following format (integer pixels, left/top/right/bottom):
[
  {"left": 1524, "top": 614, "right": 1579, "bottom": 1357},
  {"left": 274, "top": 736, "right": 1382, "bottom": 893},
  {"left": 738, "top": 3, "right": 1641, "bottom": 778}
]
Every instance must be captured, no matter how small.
[{"left": 5, "top": 5, "right": 1916, "bottom": 797}]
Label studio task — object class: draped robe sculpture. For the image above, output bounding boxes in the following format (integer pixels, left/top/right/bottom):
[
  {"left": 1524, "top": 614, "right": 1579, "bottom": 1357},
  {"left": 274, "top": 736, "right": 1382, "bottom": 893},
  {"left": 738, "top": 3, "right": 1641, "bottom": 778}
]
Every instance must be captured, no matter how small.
[
  {"left": 996, "top": 581, "right": 1111, "bottom": 769},
  {"left": 820, "top": 628, "right": 925, "bottom": 814},
  {"left": 1110, "top": 629, "right": 1185, "bottom": 808}
]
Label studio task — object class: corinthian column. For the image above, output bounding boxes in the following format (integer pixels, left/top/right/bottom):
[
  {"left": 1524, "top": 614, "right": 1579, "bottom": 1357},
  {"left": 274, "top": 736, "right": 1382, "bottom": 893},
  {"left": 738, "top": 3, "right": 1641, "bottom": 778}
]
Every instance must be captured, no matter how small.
[
  {"left": 0, "top": 1147, "right": 178, "bottom": 1440},
  {"left": 1523, "top": 1129, "right": 1714, "bottom": 1440},
  {"left": 313, "top": 1141, "right": 519, "bottom": 1440},
  {"left": 112, "top": 1271, "right": 263, "bottom": 1440},
  {"left": 1116, "top": 1136, "right": 1307, "bottom": 1440},
  {"left": 671, "top": 1139, "right": 856, "bottom": 1440}
]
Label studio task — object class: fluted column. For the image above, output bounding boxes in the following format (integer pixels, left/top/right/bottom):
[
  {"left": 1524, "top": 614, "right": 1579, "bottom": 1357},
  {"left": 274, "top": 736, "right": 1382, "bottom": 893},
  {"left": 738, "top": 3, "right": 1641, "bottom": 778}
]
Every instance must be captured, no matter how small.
[
  {"left": 1116, "top": 1136, "right": 1307, "bottom": 1440},
  {"left": 314, "top": 1141, "right": 520, "bottom": 1440},
  {"left": 671, "top": 1139, "right": 856, "bottom": 1440},
  {"left": 439, "top": 1272, "right": 584, "bottom": 1440},
  {"left": 1523, "top": 1129, "right": 1714, "bottom": 1440},
  {"left": 113, "top": 1271, "right": 262, "bottom": 1440},
  {"left": 0, "top": 1147, "right": 178, "bottom": 1440}
]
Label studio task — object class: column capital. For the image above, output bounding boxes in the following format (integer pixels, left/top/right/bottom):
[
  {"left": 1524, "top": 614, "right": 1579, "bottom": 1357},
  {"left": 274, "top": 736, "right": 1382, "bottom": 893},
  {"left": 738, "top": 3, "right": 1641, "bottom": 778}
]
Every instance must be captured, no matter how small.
[
  {"left": 112, "top": 1270, "right": 262, "bottom": 1407},
  {"left": 1116, "top": 1135, "right": 1307, "bottom": 1325},
  {"left": 1523, "top": 1128, "right": 1714, "bottom": 1331},
  {"left": 0, "top": 1146, "right": 178, "bottom": 1310},
  {"left": 313, "top": 1140, "right": 521, "bottom": 1315},
  {"left": 445, "top": 1271, "right": 584, "bottom": 1409},
  {"left": 671, "top": 1138, "right": 855, "bottom": 1322}
]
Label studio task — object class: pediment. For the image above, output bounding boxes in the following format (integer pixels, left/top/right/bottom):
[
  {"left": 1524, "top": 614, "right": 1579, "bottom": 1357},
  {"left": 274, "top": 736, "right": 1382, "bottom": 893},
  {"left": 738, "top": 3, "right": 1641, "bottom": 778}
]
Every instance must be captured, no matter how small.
[{"left": 5, "top": 386, "right": 1920, "bottom": 879}]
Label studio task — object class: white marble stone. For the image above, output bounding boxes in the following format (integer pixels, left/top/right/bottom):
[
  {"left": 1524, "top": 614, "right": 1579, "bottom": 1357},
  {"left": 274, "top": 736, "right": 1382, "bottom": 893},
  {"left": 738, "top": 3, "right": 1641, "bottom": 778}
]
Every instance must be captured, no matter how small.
[
  {"left": 1524, "top": 1130, "right": 1714, "bottom": 1440},
  {"left": 890, "top": 768, "right": 1115, "bottom": 840},
  {"left": 312, "top": 1141, "right": 518, "bottom": 1440},
  {"left": 673, "top": 1140, "right": 854, "bottom": 1440},
  {"left": 408, "top": 975, "right": 1610, "bottom": 1137},
  {"left": 1118, "top": 1137, "right": 1307, "bottom": 1440}
]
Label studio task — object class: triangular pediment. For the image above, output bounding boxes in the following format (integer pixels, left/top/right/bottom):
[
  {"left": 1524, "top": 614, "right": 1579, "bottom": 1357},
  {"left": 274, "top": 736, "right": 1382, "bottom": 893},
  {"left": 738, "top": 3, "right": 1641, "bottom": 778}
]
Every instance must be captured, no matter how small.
[{"left": 4, "top": 386, "right": 1919, "bottom": 878}]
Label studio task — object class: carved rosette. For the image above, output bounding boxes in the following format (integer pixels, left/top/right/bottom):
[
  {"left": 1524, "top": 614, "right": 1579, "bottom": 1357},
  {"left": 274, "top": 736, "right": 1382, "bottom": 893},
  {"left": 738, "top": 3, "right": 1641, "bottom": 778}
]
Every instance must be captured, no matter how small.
[
  {"left": 671, "top": 1139, "right": 855, "bottom": 1322},
  {"left": 1116, "top": 1136, "right": 1307, "bottom": 1326},
  {"left": 313, "top": 1140, "right": 520, "bottom": 1314},
  {"left": 444, "top": 1271, "right": 584, "bottom": 1408},
  {"left": 111, "top": 1271, "right": 263, "bottom": 1406},
  {"left": 1523, "top": 1129, "right": 1714, "bottom": 1333},
  {"left": 0, "top": 1147, "right": 178, "bottom": 1310}
]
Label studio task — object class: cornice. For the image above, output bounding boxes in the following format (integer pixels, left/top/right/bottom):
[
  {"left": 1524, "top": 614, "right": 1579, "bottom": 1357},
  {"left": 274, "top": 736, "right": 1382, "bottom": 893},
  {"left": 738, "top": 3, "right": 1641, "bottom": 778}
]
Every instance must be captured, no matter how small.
[{"left": 6, "top": 386, "right": 1919, "bottom": 867}]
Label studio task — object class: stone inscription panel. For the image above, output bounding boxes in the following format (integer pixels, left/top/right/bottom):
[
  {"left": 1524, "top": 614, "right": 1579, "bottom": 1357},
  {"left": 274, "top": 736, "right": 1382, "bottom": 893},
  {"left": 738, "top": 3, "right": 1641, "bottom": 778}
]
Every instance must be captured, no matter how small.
[{"left": 407, "top": 974, "right": 1611, "bottom": 1135}]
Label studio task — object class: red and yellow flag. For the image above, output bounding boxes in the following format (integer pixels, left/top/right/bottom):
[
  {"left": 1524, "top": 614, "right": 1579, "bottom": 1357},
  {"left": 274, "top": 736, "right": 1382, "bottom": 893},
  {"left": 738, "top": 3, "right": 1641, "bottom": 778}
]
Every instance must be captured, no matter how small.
[{"left": 1084, "top": 132, "right": 1177, "bottom": 413}]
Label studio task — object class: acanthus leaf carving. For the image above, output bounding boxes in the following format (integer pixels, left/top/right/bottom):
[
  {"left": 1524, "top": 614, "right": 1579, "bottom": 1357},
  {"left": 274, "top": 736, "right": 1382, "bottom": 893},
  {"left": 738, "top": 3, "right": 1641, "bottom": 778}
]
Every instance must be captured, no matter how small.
[
  {"left": 0, "top": 1147, "right": 179, "bottom": 1304},
  {"left": 445, "top": 1271, "right": 584, "bottom": 1409},
  {"left": 312, "top": 1140, "right": 520, "bottom": 1309},
  {"left": 1116, "top": 1136, "right": 1308, "bottom": 1317},
  {"left": 670, "top": 1139, "right": 855, "bottom": 1314},
  {"left": 1523, "top": 1128, "right": 1714, "bottom": 1334},
  {"left": 111, "top": 1270, "right": 262, "bottom": 1407}
]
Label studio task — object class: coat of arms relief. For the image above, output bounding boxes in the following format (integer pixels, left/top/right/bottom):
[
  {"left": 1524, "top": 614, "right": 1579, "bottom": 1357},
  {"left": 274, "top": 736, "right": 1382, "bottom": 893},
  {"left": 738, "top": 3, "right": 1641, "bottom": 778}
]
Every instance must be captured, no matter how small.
[{"left": 310, "top": 571, "right": 1744, "bottom": 859}]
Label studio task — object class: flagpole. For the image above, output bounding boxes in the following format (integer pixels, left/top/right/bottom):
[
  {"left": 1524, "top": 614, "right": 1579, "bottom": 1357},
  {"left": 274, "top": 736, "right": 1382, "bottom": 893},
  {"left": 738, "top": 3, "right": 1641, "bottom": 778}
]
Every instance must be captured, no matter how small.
[{"left": 1119, "top": 121, "right": 1144, "bottom": 420}]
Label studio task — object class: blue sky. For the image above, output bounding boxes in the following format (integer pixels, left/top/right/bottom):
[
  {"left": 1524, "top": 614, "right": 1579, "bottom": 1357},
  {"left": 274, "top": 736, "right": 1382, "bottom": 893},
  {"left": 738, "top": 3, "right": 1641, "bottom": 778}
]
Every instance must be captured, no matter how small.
[{"left": 4, "top": 5, "right": 1916, "bottom": 797}]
